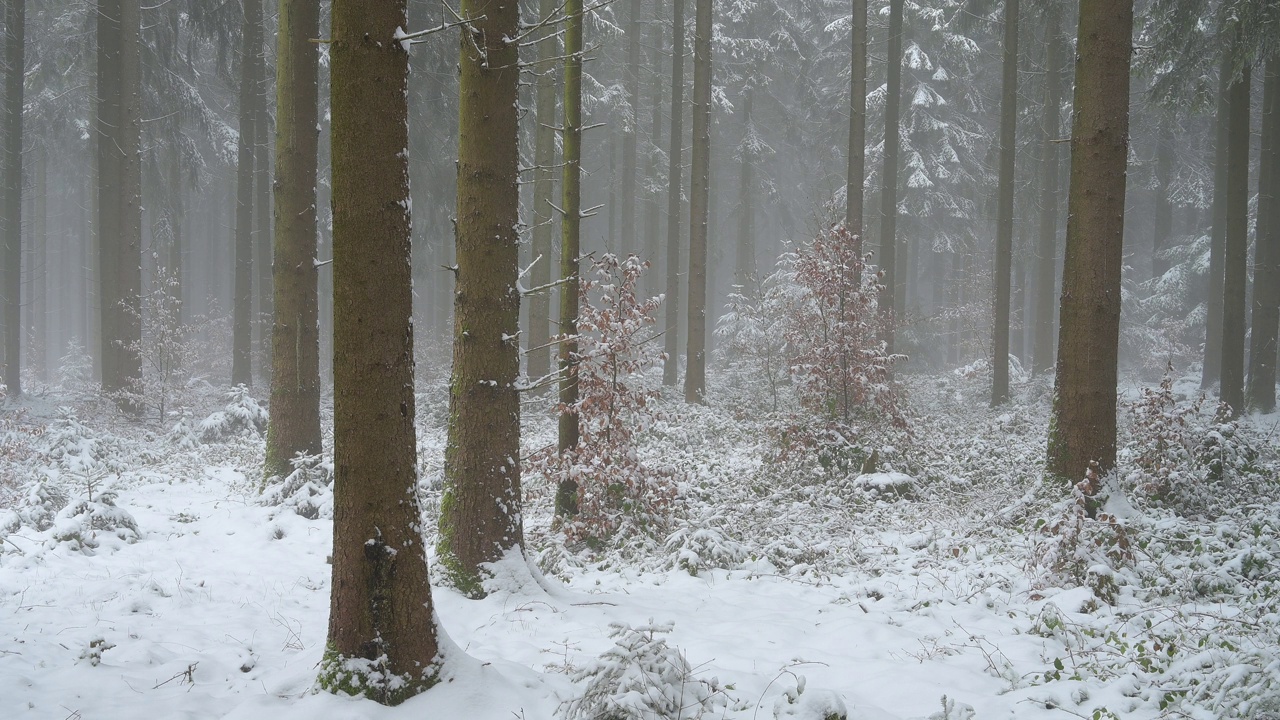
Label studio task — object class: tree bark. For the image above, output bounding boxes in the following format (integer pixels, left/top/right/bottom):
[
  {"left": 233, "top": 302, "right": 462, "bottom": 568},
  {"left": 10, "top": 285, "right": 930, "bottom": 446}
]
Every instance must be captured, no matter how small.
[
  {"left": 2, "top": 0, "right": 23, "bottom": 396},
  {"left": 255, "top": 57, "right": 273, "bottom": 382},
  {"left": 1202, "top": 54, "right": 1230, "bottom": 390},
  {"left": 1219, "top": 58, "right": 1251, "bottom": 416},
  {"left": 1033, "top": 3, "right": 1063, "bottom": 376},
  {"left": 232, "top": 0, "right": 262, "bottom": 387},
  {"left": 556, "top": 0, "right": 584, "bottom": 518},
  {"left": 684, "top": 0, "right": 712, "bottom": 404},
  {"left": 320, "top": 0, "right": 440, "bottom": 703},
  {"left": 663, "top": 0, "right": 685, "bottom": 386},
  {"left": 845, "top": 0, "right": 867, "bottom": 238},
  {"left": 643, "top": 0, "right": 665, "bottom": 301},
  {"left": 620, "top": 0, "right": 641, "bottom": 258},
  {"left": 1247, "top": 61, "right": 1278, "bottom": 412},
  {"left": 879, "top": 0, "right": 904, "bottom": 355},
  {"left": 1046, "top": 0, "right": 1133, "bottom": 484},
  {"left": 439, "top": 0, "right": 525, "bottom": 593},
  {"left": 991, "top": 0, "right": 1018, "bottom": 406},
  {"left": 97, "top": 0, "right": 143, "bottom": 405},
  {"left": 734, "top": 88, "right": 756, "bottom": 295},
  {"left": 264, "top": 0, "right": 323, "bottom": 480},
  {"left": 33, "top": 145, "right": 46, "bottom": 380},
  {"left": 527, "top": 0, "right": 559, "bottom": 390}
]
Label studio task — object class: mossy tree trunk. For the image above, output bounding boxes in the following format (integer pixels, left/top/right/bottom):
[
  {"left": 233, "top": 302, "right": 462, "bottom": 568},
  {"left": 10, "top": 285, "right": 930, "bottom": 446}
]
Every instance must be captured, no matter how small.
[
  {"left": 1046, "top": 0, "right": 1133, "bottom": 484},
  {"left": 556, "top": 0, "right": 585, "bottom": 518},
  {"left": 321, "top": 0, "right": 441, "bottom": 704},
  {"left": 527, "top": 0, "right": 559, "bottom": 390},
  {"left": 439, "top": 0, "right": 525, "bottom": 592},
  {"left": 878, "top": 0, "right": 903, "bottom": 355},
  {"left": 663, "top": 0, "right": 685, "bottom": 387},
  {"left": 232, "top": 0, "right": 262, "bottom": 388},
  {"left": 264, "top": 0, "right": 322, "bottom": 480},
  {"left": 684, "top": 0, "right": 712, "bottom": 404},
  {"left": 991, "top": 0, "right": 1018, "bottom": 406}
]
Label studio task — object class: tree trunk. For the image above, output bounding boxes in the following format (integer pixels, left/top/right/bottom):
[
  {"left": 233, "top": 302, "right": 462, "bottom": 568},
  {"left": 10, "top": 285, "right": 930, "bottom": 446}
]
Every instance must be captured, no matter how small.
[
  {"left": 620, "top": 0, "right": 641, "bottom": 258},
  {"left": 991, "top": 0, "right": 1018, "bottom": 405},
  {"left": 684, "top": 0, "right": 712, "bottom": 404},
  {"left": 527, "top": 0, "right": 559, "bottom": 389},
  {"left": 1033, "top": 3, "right": 1063, "bottom": 376},
  {"left": 320, "top": 0, "right": 440, "bottom": 703},
  {"left": 663, "top": 0, "right": 685, "bottom": 386},
  {"left": 439, "top": 0, "right": 525, "bottom": 594},
  {"left": 33, "top": 146, "right": 46, "bottom": 381},
  {"left": 734, "top": 88, "right": 756, "bottom": 295},
  {"left": 1151, "top": 114, "right": 1174, "bottom": 281},
  {"left": 643, "top": 0, "right": 665, "bottom": 301},
  {"left": 1247, "top": 61, "right": 1278, "bottom": 412},
  {"left": 1219, "top": 58, "right": 1251, "bottom": 416},
  {"left": 3, "top": 0, "right": 24, "bottom": 396},
  {"left": 1046, "top": 0, "right": 1133, "bottom": 484},
  {"left": 166, "top": 119, "right": 185, "bottom": 326},
  {"left": 1202, "top": 54, "right": 1231, "bottom": 390},
  {"left": 846, "top": 0, "right": 867, "bottom": 237},
  {"left": 97, "top": 0, "right": 143, "bottom": 405},
  {"left": 879, "top": 0, "right": 904, "bottom": 355},
  {"left": 264, "top": 0, "right": 323, "bottom": 481},
  {"left": 232, "top": 0, "right": 262, "bottom": 387},
  {"left": 256, "top": 67, "right": 273, "bottom": 382},
  {"left": 556, "top": 0, "right": 585, "bottom": 518}
]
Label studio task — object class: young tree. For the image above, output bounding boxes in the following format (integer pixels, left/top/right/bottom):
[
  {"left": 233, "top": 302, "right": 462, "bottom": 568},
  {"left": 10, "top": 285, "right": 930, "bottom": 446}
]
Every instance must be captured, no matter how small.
[
  {"left": 556, "top": 0, "right": 585, "bottom": 519},
  {"left": 878, "top": 0, "right": 904, "bottom": 355},
  {"left": 845, "top": 0, "right": 867, "bottom": 237},
  {"left": 2, "top": 0, "right": 23, "bottom": 396},
  {"left": 264, "top": 0, "right": 322, "bottom": 479},
  {"left": 1247, "top": 61, "right": 1278, "bottom": 412},
  {"left": 1219, "top": 52, "right": 1251, "bottom": 416},
  {"left": 1033, "top": 2, "right": 1064, "bottom": 376},
  {"left": 1046, "top": 0, "right": 1133, "bottom": 484},
  {"left": 991, "top": 0, "right": 1019, "bottom": 405},
  {"left": 684, "top": 0, "right": 712, "bottom": 404},
  {"left": 662, "top": 0, "right": 685, "bottom": 387},
  {"left": 527, "top": 0, "right": 560, "bottom": 389},
  {"left": 439, "top": 0, "right": 525, "bottom": 594},
  {"left": 319, "top": 0, "right": 441, "bottom": 703},
  {"left": 232, "top": 0, "right": 263, "bottom": 387},
  {"left": 98, "top": 0, "right": 143, "bottom": 406}
]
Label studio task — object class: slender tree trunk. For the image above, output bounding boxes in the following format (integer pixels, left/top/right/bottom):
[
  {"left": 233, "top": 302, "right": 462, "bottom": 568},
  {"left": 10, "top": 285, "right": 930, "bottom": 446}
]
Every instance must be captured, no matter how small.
[
  {"left": 527, "top": 0, "right": 559, "bottom": 389},
  {"left": 1247, "top": 61, "right": 1278, "bottom": 412},
  {"left": 734, "top": 88, "right": 756, "bottom": 295},
  {"left": 556, "top": 0, "right": 584, "bottom": 518},
  {"left": 991, "top": 0, "right": 1019, "bottom": 406},
  {"left": 232, "top": 0, "right": 263, "bottom": 387},
  {"left": 439, "top": 0, "right": 525, "bottom": 593},
  {"left": 3, "top": 0, "right": 24, "bottom": 395},
  {"left": 643, "top": 0, "right": 665, "bottom": 300},
  {"left": 33, "top": 146, "right": 45, "bottom": 381},
  {"left": 684, "top": 0, "right": 712, "bottom": 404},
  {"left": 1219, "top": 59, "right": 1251, "bottom": 416},
  {"left": 1152, "top": 115, "right": 1173, "bottom": 281},
  {"left": 264, "top": 0, "right": 322, "bottom": 481},
  {"left": 167, "top": 120, "right": 185, "bottom": 325},
  {"left": 97, "top": 0, "right": 143, "bottom": 405},
  {"left": 663, "top": 0, "right": 685, "bottom": 386},
  {"left": 1046, "top": 0, "right": 1133, "bottom": 484},
  {"left": 320, "top": 0, "right": 440, "bottom": 702},
  {"left": 846, "top": 0, "right": 867, "bottom": 237},
  {"left": 1032, "top": 4, "right": 1063, "bottom": 377},
  {"left": 1202, "top": 55, "right": 1230, "bottom": 390},
  {"left": 620, "top": 0, "right": 641, "bottom": 258},
  {"left": 879, "top": 0, "right": 904, "bottom": 355}
]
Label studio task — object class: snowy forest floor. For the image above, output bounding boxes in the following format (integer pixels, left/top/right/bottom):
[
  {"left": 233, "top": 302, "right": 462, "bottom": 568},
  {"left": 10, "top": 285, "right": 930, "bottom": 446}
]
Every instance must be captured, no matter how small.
[{"left": 2, "top": 363, "right": 1279, "bottom": 720}]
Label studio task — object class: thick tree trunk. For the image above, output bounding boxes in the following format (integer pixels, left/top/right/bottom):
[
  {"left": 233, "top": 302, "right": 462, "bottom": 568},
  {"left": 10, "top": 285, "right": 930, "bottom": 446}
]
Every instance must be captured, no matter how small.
[
  {"left": 439, "top": 0, "right": 524, "bottom": 594},
  {"left": 734, "top": 88, "right": 756, "bottom": 295},
  {"left": 879, "top": 0, "right": 904, "bottom": 355},
  {"left": 1046, "top": 0, "right": 1133, "bottom": 484},
  {"left": 991, "top": 0, "right": 1019, "bottom": 406},
  {"left": 527, "top": 0, "right": 559, "bottom": 389},
  {"left": 556, "top": 0, "right": 584, "bottom": 518},
  {"left": 321, "top": 0, "right": 440, "bottom": 703},
  {"left": 1032, "top": 3, "right": 1063, "bottom": 376},
  {"left": 1247, "top": 61, "right": 1278, "bottom": 412},
  {"left": 663, "top": 0, "right": 685, "bottom": 386},
  {"left": 1202, "top": 56, "right": 1230, "bottom": 390},
  {"left": 1219, "top": 59, "right": 1251, "bottom": 416},
  {"left": 264, "top": 0, "right": 323, "bottom": 481},
  {"left": 97, "top": 0, "right": 143, "bottom": 405},
  {"left": 3, "top": 0, "right": 24, "bottom": 395},
  {"left": 846, "top": 0, "right": 867, "bottom": 237},
  {"left": 684, "top": 0, "right": 712, "bottom": 404},
  {"left": 232, "top": 0, "right": 262, "bottom": 387},
  {"left": 255, "top": 75, "right": 273, "bottom": 381}
]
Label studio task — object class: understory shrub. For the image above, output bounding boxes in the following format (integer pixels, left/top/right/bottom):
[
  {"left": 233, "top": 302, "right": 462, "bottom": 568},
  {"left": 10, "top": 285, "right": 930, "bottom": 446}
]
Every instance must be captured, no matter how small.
[
  {"left": 199, "top": 385, "right": 268, "bottom": 443},
  {"left": 260, "top": 453, "right": 334, "bottom": 519}
]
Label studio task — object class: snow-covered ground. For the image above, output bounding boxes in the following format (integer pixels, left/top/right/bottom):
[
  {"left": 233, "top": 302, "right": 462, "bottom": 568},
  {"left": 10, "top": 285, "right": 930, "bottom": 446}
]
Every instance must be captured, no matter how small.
[{"left": 2, "top": 368, "right": 1278, "bottom": 720}]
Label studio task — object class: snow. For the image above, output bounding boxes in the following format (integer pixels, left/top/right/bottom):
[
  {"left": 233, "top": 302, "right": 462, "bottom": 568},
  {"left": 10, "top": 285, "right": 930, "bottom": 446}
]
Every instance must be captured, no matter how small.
[{"left": 2, "top": 369, "right": 1279, "bottom": 719}]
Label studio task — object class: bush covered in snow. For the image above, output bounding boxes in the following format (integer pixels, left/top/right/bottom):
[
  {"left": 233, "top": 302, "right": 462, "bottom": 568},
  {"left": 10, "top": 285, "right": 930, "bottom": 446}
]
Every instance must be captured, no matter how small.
[
  {"left": 260, "top": 453, "right": 334, "bottom": 519},
  {"left": 198, "top": 385, "right": 268, "bottom": 443}
]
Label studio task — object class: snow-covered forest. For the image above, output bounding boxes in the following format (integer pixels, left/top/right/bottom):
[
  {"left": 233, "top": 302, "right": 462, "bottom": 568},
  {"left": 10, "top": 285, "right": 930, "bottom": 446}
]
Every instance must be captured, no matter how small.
[{"left": 1, "top": 0, "right": 1279, "bottom": 718}]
